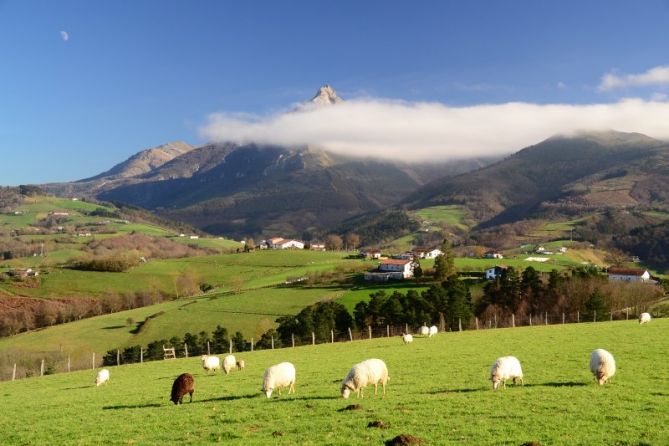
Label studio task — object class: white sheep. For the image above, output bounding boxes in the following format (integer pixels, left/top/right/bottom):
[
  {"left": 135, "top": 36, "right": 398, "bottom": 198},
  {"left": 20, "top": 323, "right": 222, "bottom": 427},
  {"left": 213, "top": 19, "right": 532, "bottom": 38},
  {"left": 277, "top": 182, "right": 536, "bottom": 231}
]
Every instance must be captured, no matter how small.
[
  {"left": 262, "top": 362, "right": 296, "bottom": 398},
  {"left": 418, "top": 325, "right": 429, "bottom": 336},
  {"left": 590, "top": 349, "right": 616, "bottom": 385},
  {"left": 639, "top": 312, "right": 651, "bottom": 324},
  {"left": 428, "top": 325, "right": 438, "bottom": 337},
  {"left": 236, "top": 359, "right": 245, "bottom": 371},
  {"left": 95, "top": 368, "right": 110, "bottom": 387},
  {"left": 341, "top": 358, "right": 389, "bottom": 399},
  {"left": 490, "top": 356, "right": 523, "bottom": 390},
  {"left": 223, "top": 354, "right": 236, "bottom": 374},
  {"left": 402, "top": 333, "right": 413, "bottom": 344},
  {"left": 201, "top": 355, "right": 221, "bottom": 373}
]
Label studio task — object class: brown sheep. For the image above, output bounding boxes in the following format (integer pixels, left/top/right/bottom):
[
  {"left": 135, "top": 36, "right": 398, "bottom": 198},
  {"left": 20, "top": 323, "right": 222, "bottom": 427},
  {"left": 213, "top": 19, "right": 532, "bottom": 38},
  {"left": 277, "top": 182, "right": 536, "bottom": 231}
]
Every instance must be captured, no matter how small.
[{"left": 170, "top": 373, "right": 195, "bottom": 405}]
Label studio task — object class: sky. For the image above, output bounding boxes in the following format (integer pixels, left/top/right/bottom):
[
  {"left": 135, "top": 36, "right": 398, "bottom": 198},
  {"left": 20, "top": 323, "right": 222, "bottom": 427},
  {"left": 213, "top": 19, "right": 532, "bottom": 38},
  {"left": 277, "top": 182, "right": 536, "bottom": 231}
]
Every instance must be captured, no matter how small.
[{"left": 2, "top": 1, "right": 669, "bottom": 184}]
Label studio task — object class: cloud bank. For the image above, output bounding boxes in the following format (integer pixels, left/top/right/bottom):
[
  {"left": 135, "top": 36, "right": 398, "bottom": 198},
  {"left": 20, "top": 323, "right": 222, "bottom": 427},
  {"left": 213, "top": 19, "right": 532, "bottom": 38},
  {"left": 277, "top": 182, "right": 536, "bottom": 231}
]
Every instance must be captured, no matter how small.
[
  {"left": 199, "top": 97, "right": 669, "bottom": 162},
  {"left": 599, "top": 65, "right": 669, "bottom": 91}
]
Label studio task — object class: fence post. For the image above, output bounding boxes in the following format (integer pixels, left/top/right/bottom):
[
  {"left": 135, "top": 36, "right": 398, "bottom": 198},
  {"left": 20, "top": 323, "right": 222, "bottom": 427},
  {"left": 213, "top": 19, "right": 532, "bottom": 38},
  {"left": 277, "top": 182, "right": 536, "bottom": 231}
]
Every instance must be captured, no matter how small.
[
  {"left": 229, "top": 338, "right": 233, "bottom": 354},
  {"left": 117, "top": 349, "right": 120, "bottom": 366},
  {"left": 207, "top": 341, "right": 211, "bottom": 355},
  {"left": 40, "top": 359, "right": 45, "bottom": 377},
  {"left": 626, "top": 307, "right": 629, "bottom": 320},
  {"left": 12, "top": 363, "right": 16, "bottom": 381},
  {"left": 577, "top": 311, "right": 580, "bottom": 323},
  {"left": 311, "top": 332, "right": 315, "bottom": 345},
  {"left": 458, "top": 318, "right": 462, "bottom": 332},
  {"left": 512, "top": 314, "right": 515, "bottom": 328},
  {"left": 494, "top": 314, "right": 497, "bottom": 328},
  {"left": 475, "top": 317, "right": 479, "bottom": 330},
  {"left": 184, "top": 344, "right": 188, "bottom": 358},
  {"left": 348, "top": 327, "right": 353, "bottom": 342},
  {"left": 92, "top": 352, "right": 95, "bottom": 369},
  {"left": 405, "top": 323, "right": 409, "bottom": 334},
  {"left": 387, "top": 325, "right": 390, "bottom": 337},
  {"left": 331, "top": 330, "right": 334, "bottom": 343},
  {"left": 488, "top": 319, "right": 491, "bottom": 329},
  {"left": 610, "top": 311, "right": 613, "bottom": 321},
  {"left": 545, "top": 312, "right": 548, "bottom": 325},
  {"left": 271, "top": 336, "right": 275, "bottom": 350},
  {"left": 368, "top": 326, "right": 372, "bottom": 340},
  {"left": 529, "top": 314, "right": 532, "bottom": 326},
  {"left": 562, "top": 313, "right": 565, "bottom": 324},
  {"left": 594, "top": 310, "right": 597, "bottom": 322},
  {"left": 251, "top": 339, "right": 254, "bottom": 352},
  {"left": 291, "top": 334, "right": 295, "bottom": 348},
  {"left": 140, "top": 348, "right": 144, "bottom": 363},
  {"left": 67, "top": 355, "right": 71, "bottom": 373}
]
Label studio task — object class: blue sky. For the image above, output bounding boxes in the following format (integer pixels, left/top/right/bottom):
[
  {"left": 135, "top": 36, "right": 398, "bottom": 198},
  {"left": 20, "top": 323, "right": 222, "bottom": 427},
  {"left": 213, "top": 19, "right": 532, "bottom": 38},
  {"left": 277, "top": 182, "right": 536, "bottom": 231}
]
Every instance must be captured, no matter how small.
[{"left": 2, "top": 1, "right": 669, "bottom": 184}]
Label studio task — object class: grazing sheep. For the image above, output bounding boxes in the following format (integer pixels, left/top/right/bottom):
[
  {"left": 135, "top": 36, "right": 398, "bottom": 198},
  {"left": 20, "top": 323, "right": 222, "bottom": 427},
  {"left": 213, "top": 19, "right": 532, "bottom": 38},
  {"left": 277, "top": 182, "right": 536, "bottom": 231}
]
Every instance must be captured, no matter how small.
[
  {"left": 490, "top": 356, "right": 524, "bottom": 390},
  {"left": 236, "top": 359, "right": 245, "bottom": 371},
  {"left": 401, "top": 333, "right": 413, "bottom": 344},
  {"left": 341, "top": 358, "right": 389, "bottom": 399},
  {"left": 590, "top": 349, "right": 616, "bottom": 385},
  {"left": 95, "top": 368, "right": 110, "bottom": 387},
  {"left": 223, "top": 354, "right": 236, "bottom": 374},
  {"left": 639, "top": 312, "right": 651, "bottom": 324},
  {"left": 170, "top": 373, "right": 195, "bottom": 404},
  {"left": 418, "top": 325, "right": 429, "bottom": 336},
  {"left": 262, "top": 362, "right": 296, "bottom": 399},
  {"left": 428, "top": 325, "right": 438, "bottom": 337},
  {"left": 201, "top": 355, "right": 221, "bottom": 373}
]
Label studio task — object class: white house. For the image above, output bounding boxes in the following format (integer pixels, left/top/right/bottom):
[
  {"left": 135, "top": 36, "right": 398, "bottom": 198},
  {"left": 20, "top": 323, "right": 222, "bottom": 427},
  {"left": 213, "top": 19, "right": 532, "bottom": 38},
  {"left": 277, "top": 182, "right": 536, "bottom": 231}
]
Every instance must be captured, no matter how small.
[
  {"left": 484, "top": 251, "right": 504, "bottom": 259},
  {"left": 310, "top": 242, "right": 326, "bottom": 251},
  {"left": 268, "top": 237, "right": 305, "bottom": 250},
  {"left": 365, "top": 259, "right": 415, "bottom": 281},
  {"left": 485, "top": 265, "right": 508, "bottom": 280},
  {"left": 361, "top": 248, "right": 382, "bottom": 259},
  {"left": 607, "top": 267, "right": 651, "bottom": 282},
  {"left": 412, "top": 247, "right": 443, "bottom": 259}
]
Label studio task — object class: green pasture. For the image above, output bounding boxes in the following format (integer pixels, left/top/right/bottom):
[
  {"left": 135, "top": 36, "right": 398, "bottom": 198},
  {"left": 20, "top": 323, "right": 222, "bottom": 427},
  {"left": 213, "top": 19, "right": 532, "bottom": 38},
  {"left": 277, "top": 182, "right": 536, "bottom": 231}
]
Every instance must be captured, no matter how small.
[
  {"left": 1, "top": 319, "right": 666, "bottom": 445},
  {"left": 412, "top": 205, "right": 469, "bottom": 230},
  {"left": 338, "top": 284, "right": 430, "bottom": 312}
]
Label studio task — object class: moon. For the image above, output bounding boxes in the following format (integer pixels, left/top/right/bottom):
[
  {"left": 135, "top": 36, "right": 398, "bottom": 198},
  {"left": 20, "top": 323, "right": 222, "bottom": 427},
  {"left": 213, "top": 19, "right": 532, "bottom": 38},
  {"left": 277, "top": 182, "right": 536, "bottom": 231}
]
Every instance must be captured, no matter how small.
[{"left": 60, "top": 31, "right": 69, "bottom": 42}]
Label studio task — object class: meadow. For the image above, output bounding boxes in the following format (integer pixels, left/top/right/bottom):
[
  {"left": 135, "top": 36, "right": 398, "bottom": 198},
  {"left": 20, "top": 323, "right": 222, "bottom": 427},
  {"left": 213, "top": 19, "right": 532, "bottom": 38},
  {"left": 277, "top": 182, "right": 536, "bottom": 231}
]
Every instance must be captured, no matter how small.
[{"left": 1, "top": 319, "right": 666, "bottom": 445}]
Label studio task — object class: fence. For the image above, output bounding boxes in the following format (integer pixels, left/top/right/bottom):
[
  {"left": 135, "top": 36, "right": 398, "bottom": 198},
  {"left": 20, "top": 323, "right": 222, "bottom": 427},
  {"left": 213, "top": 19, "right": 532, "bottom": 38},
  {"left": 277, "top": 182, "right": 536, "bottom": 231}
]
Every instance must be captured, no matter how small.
[{"left": 0, "top": 305, "right": 657, "bottom": 382}]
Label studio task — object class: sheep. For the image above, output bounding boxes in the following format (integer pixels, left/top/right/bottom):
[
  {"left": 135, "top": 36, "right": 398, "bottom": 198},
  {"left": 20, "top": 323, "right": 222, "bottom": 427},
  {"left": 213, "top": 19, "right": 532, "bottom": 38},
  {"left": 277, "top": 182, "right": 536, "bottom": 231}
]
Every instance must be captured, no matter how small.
[
  {"left": 223, "top": 354, "right": 236, "bottom": 374},
  {"left": 418, "top": 325, "right": 429, "bottom": 337},
  {"left": 170, "top": 373, "right": 195, "bottom": 404},
  {"left": 639, "top": 312, "right": 651, "bottom": 324},
  {"left": 590, "top": 349, "right": 616, "bottom": 385},
  {"left": 95, "top": 368, "right": 110, "bottom": 387},
  {"left": 490, "top": 356, "right": 524, "bottom": 390},
  {"left": 201, "top": 355, "right": 221, "bottom": 373},
  {"left": 428, "top": 325, "right": 438, "bottom": 337},
  {"left": 236, "top": 359, "right": 245, "bottom": 371},
  {"left": 262, "top": 362, "right": 296, "bottom": 399},
  {"left": 341, "top": 358, "right": 389, "bottom": 399},
  {"left": 401, "top": 333, "right": 414, "bottom": 344}
]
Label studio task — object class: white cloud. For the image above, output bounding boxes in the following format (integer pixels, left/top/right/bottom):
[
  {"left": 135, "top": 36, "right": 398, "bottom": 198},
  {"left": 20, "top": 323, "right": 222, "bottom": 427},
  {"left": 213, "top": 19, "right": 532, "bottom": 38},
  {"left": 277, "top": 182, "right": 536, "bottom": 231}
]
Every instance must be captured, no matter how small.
[
  {"left": 199, "top": 97, "right": 669, "bottom": 162},
  {"left": 557, "top": 81, "right": 567, "bottom": 89},
  {"left": 598, "top": 65, "right": 669, "bottom": 91},
  {"left": 60, "top": 31, "right": 69, "bottom": 42}
]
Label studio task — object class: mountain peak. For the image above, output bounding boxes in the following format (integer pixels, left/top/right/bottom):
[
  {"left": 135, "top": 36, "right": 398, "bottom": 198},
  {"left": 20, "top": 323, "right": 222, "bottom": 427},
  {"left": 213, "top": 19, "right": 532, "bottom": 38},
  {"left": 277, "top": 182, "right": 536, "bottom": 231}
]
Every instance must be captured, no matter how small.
[{"left": 310, "top": 85, "right": 343, "bottom": 106}]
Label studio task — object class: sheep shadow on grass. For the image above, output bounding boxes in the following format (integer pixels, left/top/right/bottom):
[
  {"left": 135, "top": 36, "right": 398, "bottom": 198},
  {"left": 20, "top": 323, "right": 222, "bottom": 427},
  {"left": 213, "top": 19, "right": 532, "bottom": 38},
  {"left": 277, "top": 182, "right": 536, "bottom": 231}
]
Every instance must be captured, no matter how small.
[
  {"left": 103, "top": 403, "right": 162, "bottom": 410},
  {"left": 269, "top": 395, "right": 340, "bottom": 403},
  {"left": 524, "top": 381, "right": 586, "bottom": 388},
  {"left": 192, "top": 393, "right": 259, "bottom": 404}
]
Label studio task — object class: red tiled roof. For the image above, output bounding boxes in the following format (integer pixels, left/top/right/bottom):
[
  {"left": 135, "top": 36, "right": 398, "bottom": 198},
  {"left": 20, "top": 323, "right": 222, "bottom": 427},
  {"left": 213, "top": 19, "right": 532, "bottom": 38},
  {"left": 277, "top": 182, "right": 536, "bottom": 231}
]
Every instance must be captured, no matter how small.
[
  {"left": 608, "top": 267, "right": 648, "bottom": 276},
  {"left": 381, "top": 259, "right": 412, "bottom": 265}
]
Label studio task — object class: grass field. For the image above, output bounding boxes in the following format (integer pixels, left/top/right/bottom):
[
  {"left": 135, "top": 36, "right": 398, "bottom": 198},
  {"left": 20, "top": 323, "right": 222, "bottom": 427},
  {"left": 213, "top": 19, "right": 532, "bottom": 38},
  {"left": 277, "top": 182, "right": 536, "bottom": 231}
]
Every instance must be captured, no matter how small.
[
  {"left": 1, "top": 319, "right": 666, "bottom": 445},
  {"left": 412, "top": 205, "right": 470, "bottom": 231}
]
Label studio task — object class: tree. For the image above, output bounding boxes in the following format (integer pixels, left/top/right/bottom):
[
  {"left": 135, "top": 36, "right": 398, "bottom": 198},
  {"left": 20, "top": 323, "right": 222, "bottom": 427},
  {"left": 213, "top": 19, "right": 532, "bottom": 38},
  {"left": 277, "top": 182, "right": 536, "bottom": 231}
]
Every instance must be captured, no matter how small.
[
  {"left": 413, "top": 260, "right": 423, "bottom": 279},
  {"left": 585, "top": 290, "right": 607, "bottom": 321},
  {"left": 344, "top": 233, "right": 361, "bottom": 251},
  {"left": 244, "top": 238, "right": 255, "bottom": 252},
  {"left": 434, "top": 239, "right": 456, "bottom": 281},
  {"left": 325, "top": 234, "right": 343, "bottom": 251},
  {"left": 445, "top": 277, "right": 473, "bottom": 330}
]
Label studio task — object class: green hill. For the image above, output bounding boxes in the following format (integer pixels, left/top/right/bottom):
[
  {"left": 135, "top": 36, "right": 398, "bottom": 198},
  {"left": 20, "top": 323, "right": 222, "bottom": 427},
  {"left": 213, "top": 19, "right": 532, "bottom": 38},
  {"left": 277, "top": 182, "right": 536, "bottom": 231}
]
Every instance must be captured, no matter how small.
[{"left": 1, "top": 319, "right": 666, "bottom": 445}]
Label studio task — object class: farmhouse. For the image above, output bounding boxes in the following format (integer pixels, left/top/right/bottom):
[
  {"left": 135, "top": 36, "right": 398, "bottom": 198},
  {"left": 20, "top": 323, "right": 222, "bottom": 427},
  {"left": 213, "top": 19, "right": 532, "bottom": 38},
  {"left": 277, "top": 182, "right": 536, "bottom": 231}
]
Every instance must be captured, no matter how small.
[
  {"left": 484, "top": 251, "right": 504, "bottom": 259},
  {"left": 485, "top": 265, "right": 508, "bottom": 280},
  {"left": 412, "top": 247, "right": 443, "bottom": 259},
  {"left": 50, "top": 211, "right": 69, "bottom": 217},
  {"left": 364, "top": 258, "right": 415, "bottom": 281},
  {"left": 607, "top": 267, "right": 651, "bottom": 282},
  {"left": 267, "top": 237, "right": 305, "bottom": 250},
  {"left": 360, "top": 248, "right": 382, "bottom": 259},
  {"left": 309, "top": 242, "right": 326, "bottom": 251}
]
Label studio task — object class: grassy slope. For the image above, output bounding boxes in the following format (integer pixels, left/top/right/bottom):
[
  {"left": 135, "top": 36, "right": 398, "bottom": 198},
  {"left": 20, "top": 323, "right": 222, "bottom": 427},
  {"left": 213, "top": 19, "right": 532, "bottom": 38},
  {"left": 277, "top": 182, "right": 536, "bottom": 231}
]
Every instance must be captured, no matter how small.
[{"left": 0, "top": 319, "right": 666, "bottom": 445}]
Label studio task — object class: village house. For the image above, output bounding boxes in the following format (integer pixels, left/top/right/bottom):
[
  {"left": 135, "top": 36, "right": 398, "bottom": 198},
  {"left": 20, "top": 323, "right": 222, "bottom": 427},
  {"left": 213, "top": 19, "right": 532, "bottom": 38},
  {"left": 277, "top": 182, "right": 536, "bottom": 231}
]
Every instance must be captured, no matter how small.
[
  {"left": 412, "top": 247, "right": 443, "bottom": 259},
  {"left": 266, "top": 237, "right": 305, "bottom": 250},
  {"left": 485, "top": 265, "right": 508, "bottom": 280},
  {"left": 360, "top": 248, "right": 382, "bottom": 259},
  {"left": 309, "top": 242, "right": 326, "bottom": 251},
  {"left": 364, "top": 258, "right": 415, "bottom": 281},
  {"left": 607, "top": 267, "right": 652, "bottom": 282},
  {"left": 50, "top": 211, "right": 69, "bottom": 217},
  {"left": 484, "top": 250, "right": 504, "bottom": 259}
]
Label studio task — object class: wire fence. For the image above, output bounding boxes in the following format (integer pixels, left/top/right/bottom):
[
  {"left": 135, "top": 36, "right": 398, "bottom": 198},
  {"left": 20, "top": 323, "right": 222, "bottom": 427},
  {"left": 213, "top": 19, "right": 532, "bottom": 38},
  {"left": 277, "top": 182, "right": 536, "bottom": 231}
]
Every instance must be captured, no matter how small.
[{"left": 0, "top": 304, "right": 659, "bottom": 382}]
